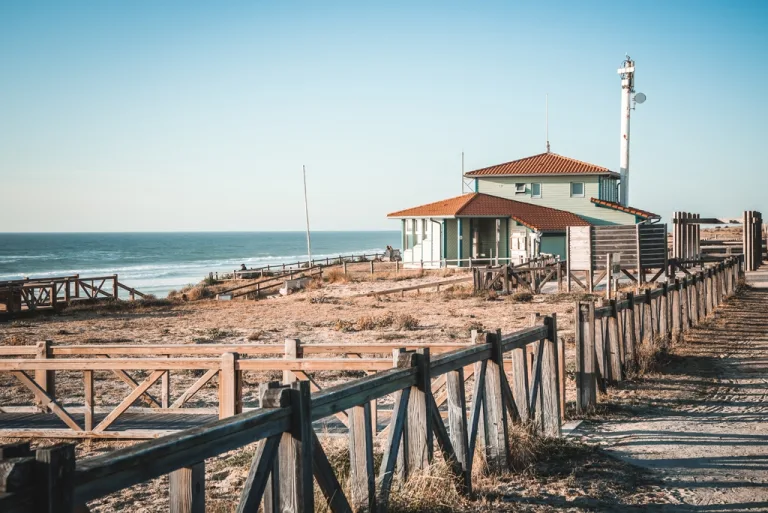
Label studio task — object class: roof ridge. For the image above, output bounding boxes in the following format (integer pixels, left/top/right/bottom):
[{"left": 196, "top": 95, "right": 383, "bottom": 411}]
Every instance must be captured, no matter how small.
[
  {"left": 386, "top": 192, "right": 475, "bottom": 218},
  {"left": 548, "top": 152, "right": 610, "bottom": 172},
  {"left": 455, "top": 192, "right": 480, "bottom": 215},
  {"left": 467, "top": 152, "right": 550, "bottom": 174}
]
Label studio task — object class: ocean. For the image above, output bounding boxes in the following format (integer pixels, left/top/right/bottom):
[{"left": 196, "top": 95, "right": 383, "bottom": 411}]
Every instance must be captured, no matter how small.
[{"left": 0, "top": 231, "right": 400, "bottom": 297}]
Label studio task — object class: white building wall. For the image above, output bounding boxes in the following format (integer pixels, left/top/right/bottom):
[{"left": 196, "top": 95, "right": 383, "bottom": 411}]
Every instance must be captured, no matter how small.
[{"left": 401, "top": 218, "right": 443, "bottom": 268}]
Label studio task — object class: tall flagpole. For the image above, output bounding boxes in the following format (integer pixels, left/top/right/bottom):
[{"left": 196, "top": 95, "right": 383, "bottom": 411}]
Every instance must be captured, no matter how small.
[{"left": 303, "top": 165, "right": 312, "bottom": 262}]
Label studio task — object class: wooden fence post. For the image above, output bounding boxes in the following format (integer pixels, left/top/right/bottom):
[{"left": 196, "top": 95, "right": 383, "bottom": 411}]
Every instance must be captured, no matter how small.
[
  {"left": 538, "top": 316, "right": 561, "bottom": 437},
  {"left": 112, "top": 274, "right": 119, "bottom": 299},
  {"left": 624, "top": 292, "right": 637, "bottom": 370},
  {"left": 348, "top": 402, "right": 375, "bottom": 512},
  {"left": 284, "top": 339, "right": 301, "bottom": 384},
  {"left": 170, "top": 463, "right": 206, "bottom": 513},
  {"left": 446, "top": 366, "right": 471, "bottom": 493},
  {"left": 84, "top": 370, "right": 94, "bottom": 432},
  {"left": 218, "top": 352, "right": 240, "bottom": 419},
  {"left": 259, "top": 383, "right": 283, "bottom": 513},
  {"left": 162, "top": 354, "right": 170, "bottom": 409},
  {"left": 643, "top": 289, "right": 653, "bottom": 345},
  {"left": 370, "top": 261, "right": 375, "bottom": 275},
  {"left": 575, "top": 302, "right": 596, "bottom": 412},
  {"left": 262, "top": 383, "right": 314, "bottom": 513},
  {"left": 510, "top": 328, "right": 530, "bottom": 423},
  {"left": 481, "top": 331, "right": 509, "bottom": 471},
  {"left": 672, "top": 279, "right": 682, "bottom": 343},
  {"left": 607, "top": 301, "right": 622, "bottom": 383},
  {"left": 660, "top": 283, "right": 669, "bottom": 345},
  {"left": 405, "top": 348, "right": 432, "bottom": 475},
  {"left": 35, "top": 443, "right": 76, "bottom": 513},
  {"left": 35, "top": 341, "right": 54, "bottom": 412}
]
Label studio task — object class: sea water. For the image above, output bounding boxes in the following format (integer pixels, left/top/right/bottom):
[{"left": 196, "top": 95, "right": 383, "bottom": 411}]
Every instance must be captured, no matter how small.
[{"left": 0, "top": 231, "right": 400, "bottom": 297}]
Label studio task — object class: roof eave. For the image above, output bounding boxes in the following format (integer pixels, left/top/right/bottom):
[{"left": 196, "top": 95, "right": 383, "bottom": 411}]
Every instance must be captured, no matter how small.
[
  {"left": 387, "top": 215, "right": 456, "bottom": 219},
  {"left": 465, "top": 171, "right": 619, "bottom": 178}
]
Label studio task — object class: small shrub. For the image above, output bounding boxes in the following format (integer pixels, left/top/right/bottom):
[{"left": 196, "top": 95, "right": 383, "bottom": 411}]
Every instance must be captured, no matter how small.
[
  {"left": 395, "top": 313, "right": 419, "bottom": 330},
  {"left": 334, "top": 319, "right": 354, "bottom": 332},
  {"left": 309, "top": 295, "right": 337, "bottom": 304},
  {"left": 355, "top": 315, "right": 377, "bottom": 331},
  {"left": 324, "top": 268, "right": 347, "bottom": 284},
  {"left": 203, "top": 276, "right": 219, "bottom": 286},
  {"left": 511, "top": 290, "right": 534, "bottom": 302},
  {"left": 185, "top": 285, "right": 213, "bottom": 301},
  {"left": 247, "top": 331, "right": 263, "bottom": 341},
  {"left": 375, "top": 312, "right": 396, "bottom": 328},
  {"left": 2, "top": 334, "right": 30, "bottom": 346}
]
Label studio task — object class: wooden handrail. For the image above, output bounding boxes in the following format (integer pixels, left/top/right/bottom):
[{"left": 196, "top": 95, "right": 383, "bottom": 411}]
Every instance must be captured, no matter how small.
[
  {"left": 0, "top": 341, "right": 473, "bottom": 358},
  {"left": 233, "top": 252, "right": 386, "bottom": 277}
]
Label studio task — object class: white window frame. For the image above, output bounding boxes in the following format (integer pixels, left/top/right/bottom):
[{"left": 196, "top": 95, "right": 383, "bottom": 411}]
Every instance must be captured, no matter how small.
[
  {"left": 531, "top": 183, "right": 542, "bottom": 198},
  {"left": 570, "top": 182, "right": 585, "bottom": 198},
  {"left": 514, "top": 183, "right": 526, "bottom": 195}
]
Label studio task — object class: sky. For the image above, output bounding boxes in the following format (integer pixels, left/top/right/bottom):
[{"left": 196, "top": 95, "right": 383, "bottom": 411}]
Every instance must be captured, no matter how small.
[{"left": 1, "top": 0, "right": 766, "bottom": 232}]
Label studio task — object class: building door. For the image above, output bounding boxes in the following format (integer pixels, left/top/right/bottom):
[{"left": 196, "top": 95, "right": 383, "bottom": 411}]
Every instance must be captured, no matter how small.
[{"left": 509, "top": 228, "right": 528, "bottom": 265}]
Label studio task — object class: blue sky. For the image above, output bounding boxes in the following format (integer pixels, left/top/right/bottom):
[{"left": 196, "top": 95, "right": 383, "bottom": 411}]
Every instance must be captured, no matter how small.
[{"left": 1, "top": 1, "right": 766, "bottom": 231}]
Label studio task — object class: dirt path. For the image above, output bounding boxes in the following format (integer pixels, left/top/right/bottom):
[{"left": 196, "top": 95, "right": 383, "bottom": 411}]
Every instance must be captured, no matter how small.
[{"left": 576, "top": 270, "right": 768, "bottom": 511}]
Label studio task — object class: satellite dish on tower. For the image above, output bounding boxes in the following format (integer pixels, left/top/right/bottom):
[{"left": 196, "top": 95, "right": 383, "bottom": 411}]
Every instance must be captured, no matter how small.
[{"left": 634, "top": 92, "right": 647, "bottom": 104}]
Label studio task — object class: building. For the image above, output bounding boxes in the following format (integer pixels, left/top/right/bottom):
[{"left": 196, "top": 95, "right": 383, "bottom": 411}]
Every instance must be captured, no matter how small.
[{"left": 388, "top": 152, "right": 657, "bottom": 266}]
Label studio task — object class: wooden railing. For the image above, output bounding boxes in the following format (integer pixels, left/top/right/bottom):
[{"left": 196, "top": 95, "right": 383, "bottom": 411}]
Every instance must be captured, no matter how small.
[
  {"left": 217, "top": 267, "right": 323, "bottom": 299},
  {"left": 231, "top": 252, "right": 386, "bottom": 279},
  {"left": 473, "top": 257, "right": 564, "bottom": 293},
  {"left": 574, "top": 256, "right": 743, "bottom": 411},
  {"left": 0, "top": 316, "right": 564, "bottom": 513},
  {"left": 0, "top": 274, "right": 146, "bottom": 313},
  {"left": 0, "top": 337, "right": 550, "bottom": 439}
]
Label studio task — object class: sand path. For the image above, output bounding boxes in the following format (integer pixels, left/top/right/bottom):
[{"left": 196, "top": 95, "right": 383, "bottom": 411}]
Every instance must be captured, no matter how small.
[{"left": 576, "top": 269, "right": 768, "bottom": 511}]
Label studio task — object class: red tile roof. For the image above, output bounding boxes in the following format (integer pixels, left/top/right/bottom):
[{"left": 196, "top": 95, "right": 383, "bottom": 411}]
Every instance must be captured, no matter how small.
[
  {"left": 590, "top": 198, "right": 658, "bottom": 219},
  {"left": 465, "top": 152, "right": 616, "bottom": 177},
  {"left": 387, "top": 193, "right": 591, "bottom": 232}
]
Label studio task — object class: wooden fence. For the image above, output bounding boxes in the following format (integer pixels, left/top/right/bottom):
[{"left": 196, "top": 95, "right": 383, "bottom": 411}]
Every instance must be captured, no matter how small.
[
  {"left": 574, "top": 255, "right": 742, "bottom": 412},
  {"left": 0, "top": 338, "right": 546, "bottom": 439},
  {"left": 472, "top": 257, "right": 563, "bottom": 294},
  {"left": 0, "top": 275, "right": 147, "bottom": 314},
  {"left": 671, "top": 210, "right": 764, "bottom": 271},
  {"left": 566, "top": 223, "right": 668, "bottom": 291},
  {"left": 217, "top": 267, "right": 324, "bottom": 300},
  {"left": 231, "top": 252, "right": 387, "bottom": 280},
  {"left": 0, "top": 316, "right": 565, "bottom": 513}
]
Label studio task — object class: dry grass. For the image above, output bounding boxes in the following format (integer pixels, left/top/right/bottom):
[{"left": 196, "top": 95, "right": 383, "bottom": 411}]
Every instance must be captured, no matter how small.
[
  {"left": 324, "top": 268, "right": 348, "bottom": 284},
  {"left": 335, "top": 312, "right": 419, "bottom": 332},
  {"left": 510, "top": 290, "right": 534, "bottom": 303},
  {"left": 626, "top": 338, "right": 669, "bottom": 378},
  {"left": 0, "top": 334, "right": 31, "bottom": 346}
]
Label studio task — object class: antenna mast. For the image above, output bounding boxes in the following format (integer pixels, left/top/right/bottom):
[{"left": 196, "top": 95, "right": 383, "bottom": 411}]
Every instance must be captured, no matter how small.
[
  {"left": 461, "top": 151, "right": 476, "bottom": 193},
  {"left": 618, "top": 56, "right": 635, "bottom": 207},
  {"left": 302, "top": 165, "right": 312, "bottom": 261},
  {"left": 546, "top": 94, "right": 550, "bottom": 153}
]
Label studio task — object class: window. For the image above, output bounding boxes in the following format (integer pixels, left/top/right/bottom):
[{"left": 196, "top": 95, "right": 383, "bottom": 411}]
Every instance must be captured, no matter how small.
[
  {"left": 515, "top": 183, "right": 526, "bottom": 195},
  {"left": 570, "top": 182, "right": 585, "bottom": 198},
  {"left": 531, "top": 183, "right": 542, "bottom": 198}
]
